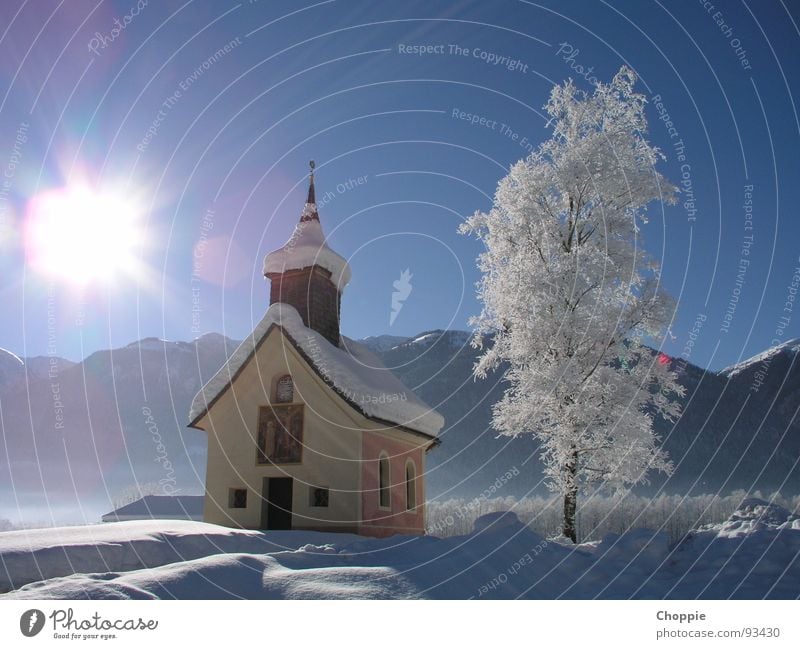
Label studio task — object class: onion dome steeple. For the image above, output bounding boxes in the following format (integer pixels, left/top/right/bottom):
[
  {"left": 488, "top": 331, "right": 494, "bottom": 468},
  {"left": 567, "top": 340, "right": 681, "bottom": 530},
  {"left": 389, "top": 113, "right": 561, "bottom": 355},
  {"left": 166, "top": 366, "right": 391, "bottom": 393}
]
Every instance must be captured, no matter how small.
[{"left": 263, "top": 161, "right": 351, "bottom": 346}]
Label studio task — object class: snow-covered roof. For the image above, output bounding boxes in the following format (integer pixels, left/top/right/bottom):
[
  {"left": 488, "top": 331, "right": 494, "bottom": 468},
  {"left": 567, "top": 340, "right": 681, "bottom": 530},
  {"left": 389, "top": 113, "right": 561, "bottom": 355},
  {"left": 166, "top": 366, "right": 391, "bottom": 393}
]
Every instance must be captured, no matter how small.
[
  {"left": 101, "top": 495, "right": 204, "bottom": 520},
  {"left": 188, "top": 303, "right": 444, "bottom": 439},
  {"left": 263, "top": 205, "right": 352, "bottom": 288}
]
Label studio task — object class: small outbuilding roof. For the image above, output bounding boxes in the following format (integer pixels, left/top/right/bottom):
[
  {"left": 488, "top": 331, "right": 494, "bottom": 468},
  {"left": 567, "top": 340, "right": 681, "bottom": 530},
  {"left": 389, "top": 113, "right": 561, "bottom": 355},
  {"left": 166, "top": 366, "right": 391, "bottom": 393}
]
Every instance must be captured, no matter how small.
[{"left": 101, "top": 495, "right": 204, "bottom": 521}]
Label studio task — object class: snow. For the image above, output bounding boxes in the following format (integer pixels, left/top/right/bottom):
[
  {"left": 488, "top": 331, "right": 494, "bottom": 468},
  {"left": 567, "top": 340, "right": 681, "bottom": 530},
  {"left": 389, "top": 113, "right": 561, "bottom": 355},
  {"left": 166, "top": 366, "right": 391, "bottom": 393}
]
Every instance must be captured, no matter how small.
[
  {"left": 458, "top": 67, "right": 684, "bottom": 516},
  {"left": 189, "top": 303, "right": 444, "bottom": 437},
  {"left": 124, "top": 337, "right": 186, "bottom": 352},
  {"left": 0, "top": 520, "right": 361, "bottom": 595},
  {"left": 720, "top": 338, "right": 800, "bottom": 377},
  {"left": 263, "top": 210, "right": 352, "bottom": 287},
  {"left": 411, "top": 333, "right": 438, "bottom": 345},
  {"left": 359, "top": 335, "right": 410, "bottom": 352},
  {"left": 2, "top": 499, "right": 798, "bottom": 599}
]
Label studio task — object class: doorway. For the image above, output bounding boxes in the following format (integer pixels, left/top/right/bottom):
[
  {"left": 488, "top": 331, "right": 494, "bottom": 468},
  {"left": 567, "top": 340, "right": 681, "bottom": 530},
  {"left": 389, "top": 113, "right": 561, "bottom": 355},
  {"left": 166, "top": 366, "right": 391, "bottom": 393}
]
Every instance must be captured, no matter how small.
[{"left": 261, "top": 477, "right": 293, "bottom": 530}]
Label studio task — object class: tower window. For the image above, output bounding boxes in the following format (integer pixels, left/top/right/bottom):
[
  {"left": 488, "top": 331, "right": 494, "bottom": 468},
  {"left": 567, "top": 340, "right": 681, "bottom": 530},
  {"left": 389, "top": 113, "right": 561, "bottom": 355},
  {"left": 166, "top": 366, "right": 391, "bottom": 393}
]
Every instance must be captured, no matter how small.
[
  {"left": 310, "top": 487, "right": 329, "bottom": 508},
  {"left": 406, "top": 460, "right": 417, "bottom": 511},
  {"left": 379, "top": 453, "right": 390, "bottom": 509},
  {"left": 275, "top": 374, "right": 294, "bottom": 403},
  {"left": 229, "top": 488, "right": 247, "bottom": 509}
]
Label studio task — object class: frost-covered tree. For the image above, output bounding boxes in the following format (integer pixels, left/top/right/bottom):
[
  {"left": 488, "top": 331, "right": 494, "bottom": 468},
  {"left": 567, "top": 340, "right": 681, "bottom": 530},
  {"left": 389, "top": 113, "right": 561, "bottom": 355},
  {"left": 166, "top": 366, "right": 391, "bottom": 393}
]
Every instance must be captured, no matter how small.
[{"left": 460, "top": 66, "right": 685, "bottom": 542}]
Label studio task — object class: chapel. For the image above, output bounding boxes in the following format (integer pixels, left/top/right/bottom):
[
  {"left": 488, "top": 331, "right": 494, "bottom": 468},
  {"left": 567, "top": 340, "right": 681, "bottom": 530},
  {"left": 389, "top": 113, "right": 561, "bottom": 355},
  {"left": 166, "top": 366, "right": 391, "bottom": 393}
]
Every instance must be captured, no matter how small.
[{"left": 188, "top": 163, "right": 443, "bottom": 536}]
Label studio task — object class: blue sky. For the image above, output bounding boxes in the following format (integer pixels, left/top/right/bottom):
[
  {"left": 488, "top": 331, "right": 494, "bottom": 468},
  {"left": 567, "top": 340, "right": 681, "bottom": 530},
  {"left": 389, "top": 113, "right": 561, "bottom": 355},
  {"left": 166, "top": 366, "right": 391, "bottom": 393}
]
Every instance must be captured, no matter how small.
[{"left": 0, "top": 0, "right": 797, "bottom": 371}]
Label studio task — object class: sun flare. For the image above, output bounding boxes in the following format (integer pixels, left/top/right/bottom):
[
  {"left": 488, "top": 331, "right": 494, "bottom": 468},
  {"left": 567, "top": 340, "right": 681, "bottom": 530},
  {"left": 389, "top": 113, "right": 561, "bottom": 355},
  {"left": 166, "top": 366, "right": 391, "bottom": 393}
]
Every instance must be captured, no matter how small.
[{"left": 24, "top": 185, "right": 143, "bottom": 286}]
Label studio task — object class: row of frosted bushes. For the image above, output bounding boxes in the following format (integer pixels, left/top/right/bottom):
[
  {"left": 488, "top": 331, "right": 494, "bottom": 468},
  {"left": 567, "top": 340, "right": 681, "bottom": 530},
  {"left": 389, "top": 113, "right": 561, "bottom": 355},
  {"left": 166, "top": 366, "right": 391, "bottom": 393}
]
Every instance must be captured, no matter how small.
[{"left": 425, "top": 490, "right": 800, "bottom": 543}]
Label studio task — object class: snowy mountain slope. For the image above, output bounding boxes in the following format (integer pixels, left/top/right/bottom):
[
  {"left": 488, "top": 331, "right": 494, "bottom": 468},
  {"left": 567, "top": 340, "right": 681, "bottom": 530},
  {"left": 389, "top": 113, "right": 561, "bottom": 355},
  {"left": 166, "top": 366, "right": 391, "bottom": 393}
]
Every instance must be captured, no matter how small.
[
  {"left": 375, "top": 332, "right": 800, "bottom": 497},
  {"left": 3, "top": 499, "right": 798, "bottom": 599},
  {"left": 720, "top": 338, "right": 800, "bottom": 378},
  {"left": 0, "top": 335, "right": 238, "bottom": 520},
  {"left": 0, "top": 348, "right": 76, "bottom": 391},
  {"left": 2, "top": 331, "right": 800, "bottom": 525},
  {"left": 358, "top": 335, "right": 410, "bottom": 352}
]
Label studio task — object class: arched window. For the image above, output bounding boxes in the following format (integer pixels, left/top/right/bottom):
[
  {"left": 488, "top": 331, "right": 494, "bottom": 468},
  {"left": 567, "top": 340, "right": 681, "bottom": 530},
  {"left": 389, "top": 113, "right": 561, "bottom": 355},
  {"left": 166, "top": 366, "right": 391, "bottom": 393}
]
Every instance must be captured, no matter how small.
[
  {"left": 275, "top": 374, "right": 294, "bottom": 403},
  {"left": 405, "top": 460, "right": 417, "bottom": 511},
  {"left": 379, "top": 453, "right": 390, "bottom": 509}
]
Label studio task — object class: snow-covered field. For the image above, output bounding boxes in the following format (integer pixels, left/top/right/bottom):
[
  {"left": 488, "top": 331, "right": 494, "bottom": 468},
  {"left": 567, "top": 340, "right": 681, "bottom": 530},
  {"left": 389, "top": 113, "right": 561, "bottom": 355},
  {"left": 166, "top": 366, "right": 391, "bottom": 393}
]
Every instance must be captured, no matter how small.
[{"left": 1, "top": 499, "right": 798, "bottom": 599}]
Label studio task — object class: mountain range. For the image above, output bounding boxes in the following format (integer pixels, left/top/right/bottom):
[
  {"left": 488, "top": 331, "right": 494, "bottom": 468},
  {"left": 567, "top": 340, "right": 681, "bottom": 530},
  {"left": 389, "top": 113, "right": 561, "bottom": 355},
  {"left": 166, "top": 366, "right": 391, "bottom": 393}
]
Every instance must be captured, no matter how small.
[{"left": 1, "top": 331, "right": 798, "bottom": 523}]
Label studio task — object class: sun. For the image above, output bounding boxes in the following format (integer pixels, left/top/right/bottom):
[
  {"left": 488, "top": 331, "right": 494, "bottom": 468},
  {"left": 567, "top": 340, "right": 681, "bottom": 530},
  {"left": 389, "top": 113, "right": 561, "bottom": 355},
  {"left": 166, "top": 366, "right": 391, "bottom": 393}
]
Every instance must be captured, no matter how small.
[{"left": 25, "top": 185, "right": 144, "bottom": 286}]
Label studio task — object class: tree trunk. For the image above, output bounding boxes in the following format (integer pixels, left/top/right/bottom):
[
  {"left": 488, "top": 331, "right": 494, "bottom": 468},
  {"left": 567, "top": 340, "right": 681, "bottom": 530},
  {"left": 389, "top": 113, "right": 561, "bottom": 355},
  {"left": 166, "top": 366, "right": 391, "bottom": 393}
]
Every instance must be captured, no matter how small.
[{"left": 562, "top": 448, "right": 579, "bottom": 543}]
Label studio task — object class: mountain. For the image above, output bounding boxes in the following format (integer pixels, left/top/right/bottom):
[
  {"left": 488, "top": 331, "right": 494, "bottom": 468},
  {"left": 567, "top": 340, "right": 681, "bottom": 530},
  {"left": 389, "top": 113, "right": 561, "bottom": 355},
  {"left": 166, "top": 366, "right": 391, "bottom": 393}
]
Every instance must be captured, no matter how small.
[
  {"left": 380, "top": 332, "right": 800, "bottom": 498},
  {"left": 358, "top": 335, "right": 411, "bottom": 352},
  {"left": 0, "top": 335, "right": 237, "bottom": 521},
  {"left": 0, "top": 349, "right": 24, "bottom": 390},
  {"left": 1, "top": 332, "right": 799, "bottom": 523}
]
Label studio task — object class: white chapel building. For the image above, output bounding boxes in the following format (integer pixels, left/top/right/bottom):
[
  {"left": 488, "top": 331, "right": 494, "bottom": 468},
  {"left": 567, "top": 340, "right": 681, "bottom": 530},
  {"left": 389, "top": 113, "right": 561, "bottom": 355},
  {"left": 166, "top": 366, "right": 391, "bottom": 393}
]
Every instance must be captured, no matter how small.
[{"left": 188, "top": 164, "right": 444, "bottom": 536}]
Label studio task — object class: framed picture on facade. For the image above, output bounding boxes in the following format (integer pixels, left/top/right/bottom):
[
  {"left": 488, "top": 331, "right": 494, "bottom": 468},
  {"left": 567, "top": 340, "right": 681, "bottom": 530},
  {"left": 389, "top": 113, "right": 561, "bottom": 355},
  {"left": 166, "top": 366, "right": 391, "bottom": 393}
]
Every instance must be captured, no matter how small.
[{"left": 257, "top": 404, "right": 304, "bottom": 464}]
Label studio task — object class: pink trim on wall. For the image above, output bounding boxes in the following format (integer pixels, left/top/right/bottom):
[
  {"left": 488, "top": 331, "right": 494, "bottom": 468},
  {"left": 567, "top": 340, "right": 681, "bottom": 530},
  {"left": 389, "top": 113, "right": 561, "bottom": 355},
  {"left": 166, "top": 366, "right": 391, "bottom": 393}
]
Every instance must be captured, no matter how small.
[{"left": 360, "top": 431, "right": 425, "bottom": 537}]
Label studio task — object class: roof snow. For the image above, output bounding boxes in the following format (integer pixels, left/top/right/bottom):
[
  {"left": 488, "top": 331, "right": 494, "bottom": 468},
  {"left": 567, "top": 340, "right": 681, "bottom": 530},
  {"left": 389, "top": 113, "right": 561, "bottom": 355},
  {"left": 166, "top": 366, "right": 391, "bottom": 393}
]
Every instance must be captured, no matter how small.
[
  {"left": 263, "top": 208, "right": 352, "bottom": 287},
  {"left": 102, "top": 495, "right": 204, "bottom": 519},
  {"left": 188, "top": 303, "right": 444, "bottom": 438}
]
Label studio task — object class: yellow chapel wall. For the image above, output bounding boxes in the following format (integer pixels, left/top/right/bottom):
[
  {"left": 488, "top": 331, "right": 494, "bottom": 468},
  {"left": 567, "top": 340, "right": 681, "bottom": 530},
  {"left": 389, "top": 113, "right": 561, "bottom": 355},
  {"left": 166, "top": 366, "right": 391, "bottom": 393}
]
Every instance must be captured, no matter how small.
[{"left": 197, "top": 326, "right": 366, "bottom": 532}]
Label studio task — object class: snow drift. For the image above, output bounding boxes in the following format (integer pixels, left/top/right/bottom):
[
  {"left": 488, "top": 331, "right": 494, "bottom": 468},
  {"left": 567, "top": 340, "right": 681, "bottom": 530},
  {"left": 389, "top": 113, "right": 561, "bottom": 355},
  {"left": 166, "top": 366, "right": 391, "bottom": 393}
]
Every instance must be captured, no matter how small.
[{"left": 2, "top": 499, "right": 797, "bottom": 599}]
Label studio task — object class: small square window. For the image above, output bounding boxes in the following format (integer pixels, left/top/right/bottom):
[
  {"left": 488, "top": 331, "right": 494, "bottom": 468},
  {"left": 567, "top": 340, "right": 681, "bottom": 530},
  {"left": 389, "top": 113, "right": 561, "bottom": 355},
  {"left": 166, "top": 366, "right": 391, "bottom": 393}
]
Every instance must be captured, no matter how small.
[
  {"left": 310, "top": 487, "right": 329, "bottom": 508},
  {"left": 229, "top": 488, "right": 247, "bottom": 509}
]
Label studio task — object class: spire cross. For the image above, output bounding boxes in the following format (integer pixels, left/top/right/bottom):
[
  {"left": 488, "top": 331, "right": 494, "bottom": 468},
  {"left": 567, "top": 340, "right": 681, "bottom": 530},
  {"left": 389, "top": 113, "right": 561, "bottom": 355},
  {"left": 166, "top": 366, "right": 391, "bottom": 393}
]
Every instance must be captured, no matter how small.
[{"left": 301, "top": 160, "right": 318, "bottom": 221}]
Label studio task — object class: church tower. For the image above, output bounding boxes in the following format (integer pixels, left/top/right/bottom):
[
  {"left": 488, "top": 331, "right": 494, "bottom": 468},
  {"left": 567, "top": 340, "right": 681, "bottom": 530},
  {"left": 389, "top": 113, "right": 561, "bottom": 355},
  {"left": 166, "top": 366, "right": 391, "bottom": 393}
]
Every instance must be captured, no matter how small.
[{"left": 263, "top": 162, "right": 351, "bottom": 347}]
